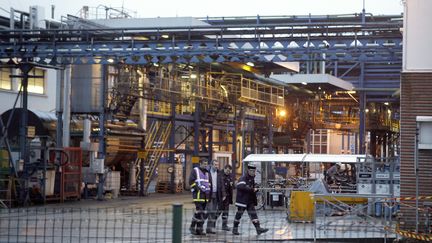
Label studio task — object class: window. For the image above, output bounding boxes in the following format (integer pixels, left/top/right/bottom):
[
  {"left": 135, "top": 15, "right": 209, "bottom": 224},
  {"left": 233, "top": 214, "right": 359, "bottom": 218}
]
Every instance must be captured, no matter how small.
[
  {"left": 0, "top": 68, "right": 12, "bottom": 90},
  {"left": 18, "top": 68, "right": 45, "bottom": 94},
  {"left": 310, "top": 129, "right": 328, "bottom": 154}
]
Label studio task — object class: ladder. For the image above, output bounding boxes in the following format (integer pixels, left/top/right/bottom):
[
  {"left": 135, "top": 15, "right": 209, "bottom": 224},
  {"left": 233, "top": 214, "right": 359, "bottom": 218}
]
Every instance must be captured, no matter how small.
[
  {"left": 142, "top": 120, "right": 172, "bottom": 195},
  {"left": 0, "top": 165, "right": 15, "bottom": 208}
]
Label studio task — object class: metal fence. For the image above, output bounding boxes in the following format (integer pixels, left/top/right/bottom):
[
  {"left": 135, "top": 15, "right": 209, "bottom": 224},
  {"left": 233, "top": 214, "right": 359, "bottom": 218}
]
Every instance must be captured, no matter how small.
[{"left": 0, "top": 204, "right": 399, "bottom": 243}]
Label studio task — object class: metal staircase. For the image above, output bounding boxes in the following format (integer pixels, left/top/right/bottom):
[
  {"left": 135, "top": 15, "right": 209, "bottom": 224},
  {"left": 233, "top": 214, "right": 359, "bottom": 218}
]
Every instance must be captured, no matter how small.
[
  {"left": 142, "top": 120, "right": 172, "bottom": 195},
  {"left": 108, "top": 66, "right": 141, "bottom": 120}
]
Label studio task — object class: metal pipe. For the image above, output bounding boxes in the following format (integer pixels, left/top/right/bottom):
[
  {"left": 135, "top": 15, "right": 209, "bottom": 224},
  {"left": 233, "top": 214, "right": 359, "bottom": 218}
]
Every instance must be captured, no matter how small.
[
  {"left": 138, "top": 69, "right": 148, "bottom": 131},
  {"left": 51, "top": 5, "right": 55, "bottom": 19},
  {"left": 129, "top": 162, "right": 137, "bottom": 190},
  {"left": 105, "top": 122, "right": 139, "bottom": 129},
  {"left": 107, "top": 130, "right": 146, "bottom": 136},
  {"left": 83, "top": 118, "right": 91, "bottom": 144},
  {"left": 353, "top": 87, "right": 399, "bottom": 92},
  {"left": 320, "top": 53, "right": 326, "bottom": 74},
  {"left": 62, "top": 65, "right": 71, "bottom": 147},
  {"left": 9, "top": 8, "right": 14, "bottom": 30}
]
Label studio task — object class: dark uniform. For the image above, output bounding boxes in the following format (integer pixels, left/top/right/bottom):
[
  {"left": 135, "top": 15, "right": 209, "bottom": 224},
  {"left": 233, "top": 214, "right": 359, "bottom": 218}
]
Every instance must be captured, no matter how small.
[
  {"left": 220, "top": 171, "right": 234, "bottom": 230},
  {"left": 232, "top": 164, "right": 268, "bottom": 235},
  {"left": 326, "top": 163, "right": 341, "bottom": 184},
  {"left": 206, "top": 168, "right": 225, "bottom": 233},
  {"left": 189, "top": 166, "right": 212, "bottom": 235}
]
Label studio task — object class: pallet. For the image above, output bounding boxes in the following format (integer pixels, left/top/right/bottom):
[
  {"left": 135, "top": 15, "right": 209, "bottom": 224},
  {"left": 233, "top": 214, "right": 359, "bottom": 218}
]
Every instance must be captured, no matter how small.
[
  {"left": 120, "top": 190, "right": 140, "bottom": 196},
  {"left": 156, "top": 181, "right": 183, "bottom": 193}
]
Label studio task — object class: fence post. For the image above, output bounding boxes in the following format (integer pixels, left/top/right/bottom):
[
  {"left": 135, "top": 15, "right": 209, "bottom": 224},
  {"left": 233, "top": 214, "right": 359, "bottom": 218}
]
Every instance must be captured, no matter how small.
[{"left": 172, "top": 203, "right": 183, "bottom": 243}]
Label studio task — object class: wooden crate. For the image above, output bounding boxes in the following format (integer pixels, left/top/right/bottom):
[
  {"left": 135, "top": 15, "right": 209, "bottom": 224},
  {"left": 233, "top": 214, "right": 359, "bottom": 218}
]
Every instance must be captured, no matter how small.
[
  {"left": 157, "top": 164, "right": 183, "bottom": 183},
  {"left": 156, "top": 181, "right": 183, "bottom": 193}
]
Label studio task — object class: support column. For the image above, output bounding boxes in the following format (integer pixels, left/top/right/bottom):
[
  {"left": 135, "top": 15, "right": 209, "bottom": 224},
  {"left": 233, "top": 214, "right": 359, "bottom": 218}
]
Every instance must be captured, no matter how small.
[
  {"left": 232, "top": 127, "right": 237, "bottom": 174},
  {"left": 355, "top": 133, "right": 359, "bottom": 154},
  {"left": 359, "top": 62, "right": 366, "bottom": 154},
  {"left": 193, "top": 102, "right": 200, "bottom": 158},
  {"left": 267, "top": 111, "right": 274, "bottom": 180},
  {"left": 55, "top": 68, "right": 64, "bottom": 147},
  {"left": 138, "top": 69, "right": 147, "bottom": 196},
  {"left": 96, "top": 65, "right": 107, "bottom": 200},
  {"left": 241, "top": 119, "right": 246, "bottom": 160},
  {"left": 268, "top": 113, "right": 273, "bottom": 154},
  {"left": 208, "top": 126, "right": 213, "bottom": 162},
  {"left": 370, "top": 131, "right": 376, "bottom": 157},
  {"left": 305, "top": 129, "right": 311, "bottom": 154},
  {"left": 232, "top": 106, "right": 237, "bottom": 178},
  {"left": 169, "top": 101, "right": 176, "bottom": 193},
  {"left": 347, "top": 132, "right": 351, "bottom": 154},
  {"left": 341, "top": 131, "right": 345, "bottom": 153},
  {"left": 19, "top": 63, "right": 31, "bottom": 205},
  {"left": 19, "top": 65, "right": 29, "bottom": 164},
  {"left": 250, "top": 120, "right": 255, "bottom": 154}
]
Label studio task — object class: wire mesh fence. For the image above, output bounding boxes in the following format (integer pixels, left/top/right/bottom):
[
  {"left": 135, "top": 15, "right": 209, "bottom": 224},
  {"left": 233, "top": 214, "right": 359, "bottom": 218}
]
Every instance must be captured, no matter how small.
[{"left": 0, "top": 204, "right": 398, "bottom": 243}]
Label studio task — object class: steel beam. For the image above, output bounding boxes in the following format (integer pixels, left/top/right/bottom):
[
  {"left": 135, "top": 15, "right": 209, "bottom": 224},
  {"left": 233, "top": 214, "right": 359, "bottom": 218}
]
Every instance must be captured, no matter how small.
[{"left": 0, "top": 17, "right": 403, "bottom": 64}]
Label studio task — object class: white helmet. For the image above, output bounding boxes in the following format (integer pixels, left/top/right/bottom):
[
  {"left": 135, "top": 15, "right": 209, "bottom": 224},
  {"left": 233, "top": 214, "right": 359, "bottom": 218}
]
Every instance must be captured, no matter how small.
[{"left": 337, "top": 162, "right": 342, "bottom": 167}]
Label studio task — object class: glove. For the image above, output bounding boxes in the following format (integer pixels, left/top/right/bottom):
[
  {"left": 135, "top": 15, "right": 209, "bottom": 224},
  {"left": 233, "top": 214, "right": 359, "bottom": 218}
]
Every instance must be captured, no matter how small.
[
  {"left": 199, "top": 185, "right": 207, "bottom": 192},
  {"left": 245, "top": 186, "right": 254, "bottom": 192}
]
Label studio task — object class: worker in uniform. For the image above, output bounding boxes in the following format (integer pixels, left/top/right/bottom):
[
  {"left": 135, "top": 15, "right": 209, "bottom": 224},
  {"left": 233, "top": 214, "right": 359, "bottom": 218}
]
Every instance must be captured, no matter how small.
[
  {"left": 220, "top": 164, "right": 234, "bottom": 231},
  {"left": 205, "top": 160, "right": 225, "bottom": 234},
  {"left": 232, "top": 163, "right": 269, "bottom": 235},
  {"left": 326, "top": 162, "right": 342, "bottom": 184},
  {"left": 189, "top": 159, "right": 212, "bottom": 235}
]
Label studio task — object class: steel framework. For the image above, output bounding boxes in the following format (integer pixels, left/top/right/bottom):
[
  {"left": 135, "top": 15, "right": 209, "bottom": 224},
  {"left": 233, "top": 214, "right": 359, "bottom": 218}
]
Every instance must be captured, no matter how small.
[{"left": 0, "top": 14, "right": 402, "bottom": 65}]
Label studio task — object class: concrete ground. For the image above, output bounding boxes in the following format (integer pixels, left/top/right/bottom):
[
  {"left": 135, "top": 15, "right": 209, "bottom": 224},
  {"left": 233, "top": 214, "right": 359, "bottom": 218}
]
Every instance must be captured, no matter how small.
[{"left": 0, "top": 192, "right": 397, "bottom": 242}]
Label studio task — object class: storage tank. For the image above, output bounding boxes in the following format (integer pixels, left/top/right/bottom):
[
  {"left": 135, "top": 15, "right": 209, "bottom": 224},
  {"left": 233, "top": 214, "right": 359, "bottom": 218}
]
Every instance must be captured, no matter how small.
[{"left": 70, "top": 64, "right": 103, "bottom": 113}]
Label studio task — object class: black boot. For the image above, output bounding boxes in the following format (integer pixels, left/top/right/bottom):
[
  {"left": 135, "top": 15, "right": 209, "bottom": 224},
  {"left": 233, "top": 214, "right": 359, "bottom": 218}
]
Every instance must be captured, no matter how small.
[
  {"left": 206, "top": 228, "right": 216, "bottom": 234},
  {"left": 222, "top": 223, "right": 231, "bottom": 231},
  {"left": 196, "top": 224, "right": 206, "bottom": 236},
  {"left": 254, "top": 222, "right": 269, "bottom": 235},
  {"left": 190, "top": 221, "right": 197, "bottom": 235},
  {"left": 189, "top": 227, "right": 197, "bottom": 235},
  {"left": 196, "top": 229, "right": 206, "bottom": 235},
  {"left": 232, "top": 221, "right": 240, "bottom": 235},
  {"left": 206, "top": 219, "right": 216, "bottom": 234},
  {"left": 222, "top": 218, "right": 230, "bottom": 231}
]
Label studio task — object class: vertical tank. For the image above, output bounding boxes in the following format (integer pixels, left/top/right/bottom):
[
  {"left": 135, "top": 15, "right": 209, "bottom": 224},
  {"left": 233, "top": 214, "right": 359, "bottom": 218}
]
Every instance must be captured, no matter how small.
[{"left": 70, "top": 64, "right": 103, "bottom": 113}]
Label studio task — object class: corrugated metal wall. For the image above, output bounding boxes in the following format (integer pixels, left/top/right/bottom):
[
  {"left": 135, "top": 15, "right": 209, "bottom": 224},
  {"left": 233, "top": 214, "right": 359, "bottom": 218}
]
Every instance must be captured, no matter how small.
[{"left": 400, "top": 72, "right": 432, "bottom": 231}]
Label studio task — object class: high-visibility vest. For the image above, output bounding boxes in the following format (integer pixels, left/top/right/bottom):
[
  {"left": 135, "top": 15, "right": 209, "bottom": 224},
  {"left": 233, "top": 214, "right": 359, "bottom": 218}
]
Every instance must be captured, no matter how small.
[{"left": 191, "top": 167, "right": 211, "bottom": 202}]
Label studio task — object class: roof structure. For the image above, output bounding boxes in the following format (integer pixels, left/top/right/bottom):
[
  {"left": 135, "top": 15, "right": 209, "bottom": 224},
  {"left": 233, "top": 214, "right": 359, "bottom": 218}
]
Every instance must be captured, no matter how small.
[{"left": 271, "top": 73, "right": 354, "bottom": 91}]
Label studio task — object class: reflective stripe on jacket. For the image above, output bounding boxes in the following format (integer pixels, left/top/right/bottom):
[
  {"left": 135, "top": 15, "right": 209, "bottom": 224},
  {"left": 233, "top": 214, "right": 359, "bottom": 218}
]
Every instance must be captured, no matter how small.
[
  {"left": 189, "top": 167, "right": 211, "bottom": 202},
  {"left": 235, "top": 173, "right": 257, "bottom": 207}
]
